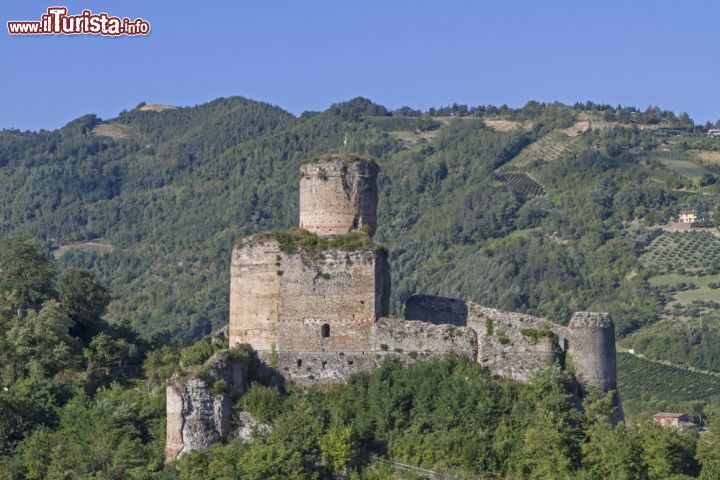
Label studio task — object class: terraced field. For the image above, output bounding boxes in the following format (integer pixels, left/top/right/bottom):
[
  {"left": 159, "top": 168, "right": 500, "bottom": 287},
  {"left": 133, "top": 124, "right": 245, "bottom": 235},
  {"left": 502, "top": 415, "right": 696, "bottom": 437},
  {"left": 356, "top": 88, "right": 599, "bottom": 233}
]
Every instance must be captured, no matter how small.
[
  {"left": 653, "top": 150, "right": 712, "bottom": 180},
  {"left": 507, "top": 131, "right": 581, "bottom": 168},
  {"left": 617, "top": 352, "right": 720, "bottom": 402},
  {"left": 494, "top": 171, "right": 545, "bottom": 196},
  {"left": 641, "top": 231, "right": 720, "bottom": 273}
]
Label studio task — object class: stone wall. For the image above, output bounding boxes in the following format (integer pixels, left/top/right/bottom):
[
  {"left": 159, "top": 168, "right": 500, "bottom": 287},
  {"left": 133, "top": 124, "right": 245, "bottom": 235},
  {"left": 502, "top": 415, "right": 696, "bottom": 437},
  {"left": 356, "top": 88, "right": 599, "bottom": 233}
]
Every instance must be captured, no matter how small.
[
  {"left": 228, "top": 238, "right": 281, "bottom": 351},
  {"left": 164, "top": 351, "right": 249, "bottom": 463},
  {"left": 372, "top": 318, "right": 477, "bottom": 359},
  {"left": 229, "top": 236, "right": 390, "bottom": 352},
  {"left": 466, "top": 302, "right": 566, "bottom": 383},
  {"left": 299, "top": 155, "right": 379, "bottom": 236},
  {"left": 270, "top": 318, "right": 477, "bottom": 386}
]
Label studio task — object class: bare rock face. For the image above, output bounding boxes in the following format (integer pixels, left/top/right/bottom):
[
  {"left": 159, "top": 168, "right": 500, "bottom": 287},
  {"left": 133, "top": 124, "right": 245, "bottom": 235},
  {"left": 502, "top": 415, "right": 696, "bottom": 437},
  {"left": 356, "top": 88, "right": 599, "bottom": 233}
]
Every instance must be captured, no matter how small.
[
  {"left": 165, "top": 378, "right": 230, "bottom": 462},
  {"left": 164, "top": 350, "right": 249, "bottom": 463}
]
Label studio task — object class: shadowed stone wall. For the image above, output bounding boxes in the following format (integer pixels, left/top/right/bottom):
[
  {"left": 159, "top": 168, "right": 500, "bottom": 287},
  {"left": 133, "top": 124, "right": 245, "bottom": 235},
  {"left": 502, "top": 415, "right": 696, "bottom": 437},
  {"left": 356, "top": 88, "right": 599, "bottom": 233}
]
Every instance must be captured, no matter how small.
[{"left": 567, "top": 311, "right": 618, "bottom": 392}]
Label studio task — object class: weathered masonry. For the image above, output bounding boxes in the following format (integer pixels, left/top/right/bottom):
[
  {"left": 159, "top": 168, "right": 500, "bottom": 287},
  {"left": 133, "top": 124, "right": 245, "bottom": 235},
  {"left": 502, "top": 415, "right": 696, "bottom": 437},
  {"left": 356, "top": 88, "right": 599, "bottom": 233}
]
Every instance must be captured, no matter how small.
[
  {"left": 165, "top": 153, "right": 621, "bottom": 461},
  {"left": 227, "top": 152, "right": 618, "bottom": 390}
]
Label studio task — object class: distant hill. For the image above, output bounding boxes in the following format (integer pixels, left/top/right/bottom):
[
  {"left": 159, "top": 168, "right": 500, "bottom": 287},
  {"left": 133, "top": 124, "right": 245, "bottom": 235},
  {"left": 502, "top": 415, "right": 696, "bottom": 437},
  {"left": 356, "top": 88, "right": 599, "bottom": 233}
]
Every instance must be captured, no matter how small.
[{"left": 2, "top": 97, "right": 720, "bottom": 377}]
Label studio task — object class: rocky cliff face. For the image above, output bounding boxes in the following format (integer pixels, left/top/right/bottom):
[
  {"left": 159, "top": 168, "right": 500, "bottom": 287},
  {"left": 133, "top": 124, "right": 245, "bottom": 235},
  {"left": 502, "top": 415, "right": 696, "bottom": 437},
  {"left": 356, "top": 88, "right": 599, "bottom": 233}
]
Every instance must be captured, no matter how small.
[{"left": 164, "top": 351, "right": 249, "bottom": 463}]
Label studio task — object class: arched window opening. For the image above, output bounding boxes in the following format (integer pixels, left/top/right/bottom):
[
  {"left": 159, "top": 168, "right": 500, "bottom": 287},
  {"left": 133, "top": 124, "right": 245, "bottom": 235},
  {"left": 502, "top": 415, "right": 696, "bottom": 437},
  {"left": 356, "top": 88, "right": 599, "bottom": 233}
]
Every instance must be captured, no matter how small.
[
  {"left": 297, "top": 359, "right": 302, "bottom": 368},
  {"left": 321, "top": 323, "right": 330, "bottom": 338}
]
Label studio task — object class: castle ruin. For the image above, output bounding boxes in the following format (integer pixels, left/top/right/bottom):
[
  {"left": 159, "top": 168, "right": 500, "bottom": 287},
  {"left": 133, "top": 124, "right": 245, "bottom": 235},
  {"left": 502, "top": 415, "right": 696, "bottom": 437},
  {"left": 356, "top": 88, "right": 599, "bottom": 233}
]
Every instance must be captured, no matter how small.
[{"left": 165, "top": 153, "right": 620, "bottom": 461}]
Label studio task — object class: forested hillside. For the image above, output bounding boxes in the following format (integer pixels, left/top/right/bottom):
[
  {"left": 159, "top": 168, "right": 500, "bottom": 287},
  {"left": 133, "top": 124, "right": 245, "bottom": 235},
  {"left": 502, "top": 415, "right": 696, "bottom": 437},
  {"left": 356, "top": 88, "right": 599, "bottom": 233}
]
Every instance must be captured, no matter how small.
[
  {"left": 1, "top": 97, "right": 720, "bottom": 374},
  {"left": 3, "top": 99, "right": 720, "bottom": 478}
]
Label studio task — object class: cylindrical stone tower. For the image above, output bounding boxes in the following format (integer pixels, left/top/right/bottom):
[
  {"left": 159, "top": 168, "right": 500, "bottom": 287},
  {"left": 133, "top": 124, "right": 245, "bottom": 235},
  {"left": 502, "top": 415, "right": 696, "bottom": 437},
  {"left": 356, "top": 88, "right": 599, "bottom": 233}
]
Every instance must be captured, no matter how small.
[
  {"left": 567, "top": 312, "right": 617, "bottom": 392},
  {"left": 299, "top": 154, "right": 379, "bottom": 236}
]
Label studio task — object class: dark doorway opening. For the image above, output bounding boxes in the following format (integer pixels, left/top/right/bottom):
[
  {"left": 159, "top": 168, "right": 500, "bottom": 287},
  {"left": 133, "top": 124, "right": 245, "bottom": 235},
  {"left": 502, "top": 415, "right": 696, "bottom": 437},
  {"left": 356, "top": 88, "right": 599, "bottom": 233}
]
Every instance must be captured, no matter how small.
[{"left": 321, "top": 323, "right": 330, "bottom": 338}]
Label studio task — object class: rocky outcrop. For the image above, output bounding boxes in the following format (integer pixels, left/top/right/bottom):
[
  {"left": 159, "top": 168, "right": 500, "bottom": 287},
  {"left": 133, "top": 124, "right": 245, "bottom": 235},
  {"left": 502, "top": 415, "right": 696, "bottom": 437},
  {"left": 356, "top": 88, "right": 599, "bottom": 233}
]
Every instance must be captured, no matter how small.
[
  {"left": 164, "top": 350, "right": 249, "bottom": 463},
  {"left": 235, "top": 411, "right": 271, "bottom": 441}
]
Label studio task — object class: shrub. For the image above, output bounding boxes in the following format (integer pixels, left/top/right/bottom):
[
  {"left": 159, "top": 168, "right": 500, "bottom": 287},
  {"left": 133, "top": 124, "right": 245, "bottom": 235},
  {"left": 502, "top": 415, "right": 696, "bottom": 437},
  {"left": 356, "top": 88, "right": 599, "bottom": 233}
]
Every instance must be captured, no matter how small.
[
  {"left": 237, "top": 383, "right": 284, "bottom": 423},
  {"left": 212, "top": 379, "right": 229, "bottom": 395},
  {"left": 180, "top": 337, "right": 216, "bottom": 367},
  {"left": 520, "top": 327, "right": 558, "bottom": 344}
]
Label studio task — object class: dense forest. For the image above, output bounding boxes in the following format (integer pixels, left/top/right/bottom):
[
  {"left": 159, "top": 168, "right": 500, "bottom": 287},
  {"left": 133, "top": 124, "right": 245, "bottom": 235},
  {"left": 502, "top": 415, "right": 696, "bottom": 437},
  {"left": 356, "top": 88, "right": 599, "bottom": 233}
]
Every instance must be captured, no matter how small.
[{"left": 2, "top": 97, "right": 720, "bottom": 477}]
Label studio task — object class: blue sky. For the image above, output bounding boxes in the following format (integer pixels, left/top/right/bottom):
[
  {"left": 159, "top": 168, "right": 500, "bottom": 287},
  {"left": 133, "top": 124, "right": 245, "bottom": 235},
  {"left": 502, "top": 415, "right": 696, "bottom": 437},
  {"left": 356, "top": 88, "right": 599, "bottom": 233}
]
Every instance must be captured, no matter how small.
[{"left": 2, "top": 0, "right": 719, "bottom": 131}]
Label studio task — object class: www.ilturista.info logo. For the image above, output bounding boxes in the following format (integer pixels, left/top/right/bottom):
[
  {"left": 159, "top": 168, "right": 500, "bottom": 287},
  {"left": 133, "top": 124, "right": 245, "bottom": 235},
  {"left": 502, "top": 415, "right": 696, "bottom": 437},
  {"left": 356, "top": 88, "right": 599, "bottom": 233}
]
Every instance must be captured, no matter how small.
[{"left": 7, "top": 7, "right": 150, "bottom": 36}]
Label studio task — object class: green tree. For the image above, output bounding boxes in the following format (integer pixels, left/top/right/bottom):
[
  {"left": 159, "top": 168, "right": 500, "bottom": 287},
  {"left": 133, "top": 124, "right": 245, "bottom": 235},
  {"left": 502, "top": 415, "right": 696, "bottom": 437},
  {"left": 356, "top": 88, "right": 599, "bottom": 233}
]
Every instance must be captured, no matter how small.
[
  {"left": 57, "top": 268, "right": 110, "bottom": 342},
  {"left": 0, "top": 237, "right": 55, "bottom": 312},
  {"left": 318, "top": 423, "right": 356, "bottom": 472},
  {"left": 640, "top": 421, "right": 698, "bottom": 479},
  {"left": 1, "top": 300, "right": 78, "bottom": 383}
]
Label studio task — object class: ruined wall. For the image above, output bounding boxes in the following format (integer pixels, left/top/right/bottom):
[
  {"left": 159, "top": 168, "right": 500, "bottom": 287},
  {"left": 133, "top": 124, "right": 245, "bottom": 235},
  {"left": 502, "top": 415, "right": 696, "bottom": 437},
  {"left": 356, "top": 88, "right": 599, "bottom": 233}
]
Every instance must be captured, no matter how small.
[
  {"left": 228, "top": 238, "right": 280, "bottom": 351},
  {"left": 229, "top": 236, "right": 390, "bottom": 352},
  {"left": 165, "top": 351, "right": 249, "bottom": 463},
  {"left": 372, "top": 318, "right": 476, "bottom": 358},
  {"left": 567, "top": 312, "right": 617, "bottom": 392},
  {"left": 466, "top": 302, "right": 565, "bottom": 383},
  {"left": 299, "top": 155, "right": 379, "bottom": 236},
  {"left": 273, "top": 318, "right": 477, "bottom": 385}
]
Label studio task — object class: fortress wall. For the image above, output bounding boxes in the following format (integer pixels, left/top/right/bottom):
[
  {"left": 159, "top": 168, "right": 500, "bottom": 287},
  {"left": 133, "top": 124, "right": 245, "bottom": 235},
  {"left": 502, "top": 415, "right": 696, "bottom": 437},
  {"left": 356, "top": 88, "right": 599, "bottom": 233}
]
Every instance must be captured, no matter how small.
[
  {"left": 275, "top": 247, "right": 388, "bottom": 352},
  {"left": 229, "top": 239, "right": 281, "bottom": 350},
  {"left": 371, "top": 318, "right": 477, "bottom": 359},
  {"left": 567, "top": 312, "right": 617, "bottom": 392},
  {"left": 273, "top": 350, "right": 379, "bottom": 385},
  {"left": 466, "top": 302, "right": 566, "bottom": 382},
  {"left": 299, "top": 156, "right": 379, "bottom": 236},
  {"left": 230, "top": 236, "right": 390, "bottom": 354},
  {"left": 270, "top": 318, "right": 476, "bottom": 385}
]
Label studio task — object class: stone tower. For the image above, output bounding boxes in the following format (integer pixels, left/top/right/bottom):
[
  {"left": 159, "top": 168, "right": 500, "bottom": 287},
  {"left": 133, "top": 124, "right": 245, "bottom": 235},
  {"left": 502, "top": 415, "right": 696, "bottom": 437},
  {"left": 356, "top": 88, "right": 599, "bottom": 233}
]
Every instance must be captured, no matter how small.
[
  {"left": 299, "top": 154, "right": 379, "bottom": 236},
  {"left": 567, "top": 312, "right": 618, "bottom": 392},
  {"left": 229, "top": 153, "right": 390, "bottom": 381}
]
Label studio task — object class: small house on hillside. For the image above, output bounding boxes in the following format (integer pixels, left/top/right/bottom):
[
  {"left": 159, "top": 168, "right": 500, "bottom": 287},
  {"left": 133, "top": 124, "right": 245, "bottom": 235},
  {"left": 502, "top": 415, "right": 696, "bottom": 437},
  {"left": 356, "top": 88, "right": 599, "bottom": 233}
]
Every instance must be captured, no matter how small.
[
  {"left": 678, "top": 210, "right": 697, "bottom": 224},
  {"left": 653, "top": 413, "right": 697, "bottom": 429}
]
